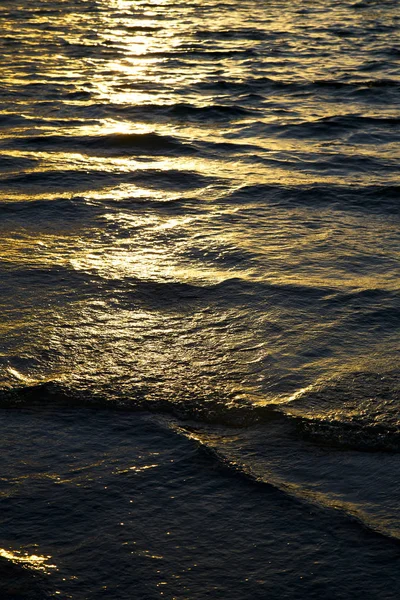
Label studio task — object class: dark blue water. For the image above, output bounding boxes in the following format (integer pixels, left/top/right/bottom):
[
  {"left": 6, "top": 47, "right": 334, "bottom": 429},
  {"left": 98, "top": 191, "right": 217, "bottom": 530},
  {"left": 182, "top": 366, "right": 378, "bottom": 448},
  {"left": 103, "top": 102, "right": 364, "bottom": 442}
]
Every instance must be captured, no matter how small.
[{"left": 0, "top": 0, "right": 399, "bottom": 597}]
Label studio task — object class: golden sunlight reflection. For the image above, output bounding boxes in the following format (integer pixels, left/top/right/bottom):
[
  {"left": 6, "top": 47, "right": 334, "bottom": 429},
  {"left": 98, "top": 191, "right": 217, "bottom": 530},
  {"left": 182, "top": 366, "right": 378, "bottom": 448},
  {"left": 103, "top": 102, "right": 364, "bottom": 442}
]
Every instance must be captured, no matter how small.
[
  {"left": 114, "top": 463, "right": 159, "bottom": 475},
  {"left": 1, "top": 198, "right": 398, "bottom": 290},
  {"left": 1, "top": 0, "right": 399, "bottom": 597},
  {"left": 0, "top": 548, "right": 56, "bottom": 573}
]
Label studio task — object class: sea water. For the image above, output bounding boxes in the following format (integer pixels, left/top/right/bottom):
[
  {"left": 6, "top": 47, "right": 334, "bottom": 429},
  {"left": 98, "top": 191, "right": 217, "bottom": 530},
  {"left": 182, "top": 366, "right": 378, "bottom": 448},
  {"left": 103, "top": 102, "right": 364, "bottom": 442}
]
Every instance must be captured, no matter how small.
[{"left": 0, "top": 0, "right": 399, "bottom": 598}]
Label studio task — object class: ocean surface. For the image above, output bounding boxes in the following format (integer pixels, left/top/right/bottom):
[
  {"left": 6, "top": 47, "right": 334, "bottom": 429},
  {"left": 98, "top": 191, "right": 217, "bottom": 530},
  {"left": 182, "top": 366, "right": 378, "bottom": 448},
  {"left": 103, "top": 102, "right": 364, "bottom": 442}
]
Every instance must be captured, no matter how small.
[{"left": 0, "top": 0, "right": 399, "bottom": 597}]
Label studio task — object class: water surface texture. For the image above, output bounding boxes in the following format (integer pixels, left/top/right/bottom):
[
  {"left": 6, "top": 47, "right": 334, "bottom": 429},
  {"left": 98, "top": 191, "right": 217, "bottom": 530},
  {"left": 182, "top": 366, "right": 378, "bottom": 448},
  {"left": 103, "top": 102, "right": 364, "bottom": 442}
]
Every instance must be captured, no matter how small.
[{"left": 0, "top": 0, "right": 399, "bottom": 598}]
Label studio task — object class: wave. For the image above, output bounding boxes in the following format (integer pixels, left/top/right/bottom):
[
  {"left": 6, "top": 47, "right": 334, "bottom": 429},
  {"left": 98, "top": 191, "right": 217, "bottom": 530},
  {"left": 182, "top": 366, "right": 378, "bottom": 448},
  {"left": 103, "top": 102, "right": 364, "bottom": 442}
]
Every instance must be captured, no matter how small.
[
  {"left": 0, "top": 113, "right": 96, "bottom": 127},
  {"left": 2, "top": 378, "right": 399, "bottom": 547},
  {"left": 292, "top": 414, "right": 400, "bottom": 453},
  {"left": 129, "top": 48, "right": 258, "bottom": 60},
  {"left": 1, "top": 167, "right": 215, "bottom": 192},
  {"left": 117, "top": 102, "right": 254, "bottom": 122},
  {"left": 0, "top": 113, "right": 40, "bottom": 127},
  {"left": 351, "top": 0, "right": 393, "bottom": 8},
  {"left": 309, "top": 78, "right": 400, "bottom": 89},
  {"left": 269, "top": 114, "right": 400, "bottom": 139},
  {"left": 123, "top": 25, "right": 164, "bottom": 33},
  {"left": 223, "top": 183, "right": 400, "bottom": 213},
  {"left": 3, "top": 264, "right": 397, "bottom": 312},
  {"left": 0, "top": 196, "right": 112, "bottom": 228},
  {"left": 86, "top": 276, "right": 389, "bottom": 311},
  {"left": 0, "top": 154, "right": 39, "bottom": 172},
  {"left": 1, "top": 131, "right": 263, "bottom": 159},
  {"left": 61, "top": 41, "right": 126, "bottom": 61},
  {"left": 1, "top": 370, "right": 398, "bottom": 452},
  {"left": 342, "top": 305, "right": 400, "bottom": 334},
  {"left": 184, "top": 431, "right": 400, "bottom": 545},
  {"left": 285, "top": 371, "right": 400, "bottom": 451},
  {"left": 1, "top": 82, "right": 92, "bottom": 102},
  {"left": 2, "top": 131, "right": 194, "bottom": 157},
  {"left": 193, "top": 27, "right": 269, "bottom": 41},
  {"left": 194, "top": 76, "right": 400, "bottom": 95},
  {"left": 1, "top": 265, "right": 104, "bottom": 300}
]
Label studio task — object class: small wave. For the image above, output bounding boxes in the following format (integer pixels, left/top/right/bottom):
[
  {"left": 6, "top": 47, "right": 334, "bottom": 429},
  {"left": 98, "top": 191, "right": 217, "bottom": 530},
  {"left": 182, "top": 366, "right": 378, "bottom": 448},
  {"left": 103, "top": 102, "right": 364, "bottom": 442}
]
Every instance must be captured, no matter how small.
[
  {"left": 184, "top": 432, "right": 400, "bottom": 544},
  {"left": 0, "top": 113, "right": 38, "bottom": 127},
  {"left": 71, "top": 132, "right": 188, "bottom": 155},
  {"left": 351, "top": 0, "right": 385, "bottom": 8},
  {"left": 285, "top": 371, "right": 400, "bottom": 452},
  {"left": 342, "top": 305, "right": 400, "bottom": 335},
  {"left": 0, "top": 154, "right": 39, "bottom": 172},
  {"left": 1, "top": 167, "right": 215, "bottom": 192},
  {"left": 130, "top": 48, "right": 258, "bottom": 60},
  {"left": 3, "top": 132, "right": 194, "bottom": 157},
  {"left": 4, "top": 82, "right": 90, "bottom": 101},
  {"left": 0, "top": 378, "right": 276, "bottom": 428},
  {"left": 194, "top": 27, "right": 268, "bottom": 41},
  {"left": 123, "top": 25, "right": 164, "bottom": 33},
  {"left": 1, "top": 375, "right": 399, "bottom": 553},
  {"left": 2, "top": 265, "right": 104, "bottom": 297},
  {"left": 127, "top": 168, "right": 216, "bottom": 190},
  {"left": 223, "top": 183, "right": 400, "bottom": 213},
  {"left": 64, "top": 90, "right": 92, "bottom": 100},
  {"left": 1, "top": 170, "right": 118, "bottom": 190},
  {"left": 310, "top": 78, "right": 400, "bottom": 89},
  {"left": 270, "top": 114, "right": 400, "bottom": 139},
  {"left": 0, "top": 112, "right": 96, "bottom": 128},
  {"left": 3, "top": 259, "right": 396, "bottom": 315},
  {"left": 194, "top": 76, "right": 400, "bottom": 96},
  {"left": 2, "top": 371, "right": 398, "bottom": 452},
  {"left": 62, "top": 41, "right": 126, "bottom": 60},
  {"left": 0, "top": 197, "right": 101, "bottom": 222},
  {"left": 118, "top": 102, "right": 254, "bottom": 122},
  {"left": 113, "top": 277, "right": 339, "bottom": 311},
  {"left": 1, "top": 129, "right": 263, "bottom": 159},
  {"left": 6, "top": 264, "right": 395, "bottom": 311},
  {"left": 294, "top": 415, "right": 400, "bottom": 453}
]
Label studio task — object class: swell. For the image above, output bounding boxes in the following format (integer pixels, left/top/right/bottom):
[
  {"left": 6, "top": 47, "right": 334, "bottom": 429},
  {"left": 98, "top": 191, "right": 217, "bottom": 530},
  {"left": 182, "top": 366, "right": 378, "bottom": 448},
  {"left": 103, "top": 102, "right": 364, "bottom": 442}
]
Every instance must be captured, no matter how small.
[
  {"left": 0, "top": 154, "right": 39, "bottom": 172},
  {"left": 0, "top": 167, "right": 215, "bottom": 191},
  {"left": 184, "top": 432, "right": 400, "bottom": 545},
  {"left": 1, "top": 369, "right": 399, "bottom": 453},
  {"left": 0, "top": 197, "right": 101, "bottom": 219},
  {"left": 194, "top": 27, "right": 269, "bottom": 41},
  {"left": 0, "top": 132, "right": 260, "bottom": 158},
  {"left": 0, "top": 195, "right": 190, "bottom": 219},
  {"left": 0, "top": 86, "right": 92, "bottom": 102},
  {"left": 6, "top": 77, "right": 399, "bottom": 107},
  {"left": 270, "top": 115, "right": 400, "bottom": 139},
  {"left": 60, "top": 45, "right": 257, "bottom": 61},
  {"left": 2, "top": 181, "right": 398, "bottom": 215},
  {"left": 292, "top": 415, "right": 400, "bottom": 453},
  {"left": 129, "top": 48, "right": 258, "bottom": 60},
  {"left": 0, "top": 101, "right": 251, "bottom": 123},
  {"left": 117, "top": 102, "right": 254, "bottom": 122},
  {"left": 224, "top": 183, "right": 400, "bottom": 213},
  {"left": 285, "top": 371, "right": 400, "bottom": 452},
  {"left": 2, "top": 377, "right": 399, "bottom": 545},
  {"left": 235, "top": 149, "right": 397, "bottom": 174},
  {"left": 194, "top": 76, "right": 400, "bottom": 95},
  {"left": 2, "top": 267, "right": 397, "bottom": 312},
  {"left": 0, "top": 132, "right": 194, "bottom": 157}
]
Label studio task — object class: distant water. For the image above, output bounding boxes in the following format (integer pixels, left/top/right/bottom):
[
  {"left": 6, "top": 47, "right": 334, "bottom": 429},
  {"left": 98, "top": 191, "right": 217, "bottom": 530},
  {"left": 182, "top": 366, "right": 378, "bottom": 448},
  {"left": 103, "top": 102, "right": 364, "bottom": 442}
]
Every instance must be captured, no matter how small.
[{"left": 0, "top": 0, "right": 399, "bottom": 598}]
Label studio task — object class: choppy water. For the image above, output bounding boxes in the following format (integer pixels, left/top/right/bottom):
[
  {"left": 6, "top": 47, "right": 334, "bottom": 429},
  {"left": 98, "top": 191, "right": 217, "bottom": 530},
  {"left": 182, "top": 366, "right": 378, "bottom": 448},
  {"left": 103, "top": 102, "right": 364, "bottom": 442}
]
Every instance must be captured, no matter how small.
[{"left": 1, "top": 0, "right": 399, "bottom": 598}]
